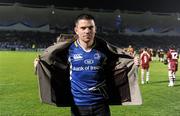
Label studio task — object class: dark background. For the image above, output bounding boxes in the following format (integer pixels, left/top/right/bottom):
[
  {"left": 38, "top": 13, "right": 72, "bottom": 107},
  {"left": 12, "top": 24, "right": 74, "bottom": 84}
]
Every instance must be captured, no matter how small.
[{"left": 0, "top": 0, "right": 180, "bottom": 13}]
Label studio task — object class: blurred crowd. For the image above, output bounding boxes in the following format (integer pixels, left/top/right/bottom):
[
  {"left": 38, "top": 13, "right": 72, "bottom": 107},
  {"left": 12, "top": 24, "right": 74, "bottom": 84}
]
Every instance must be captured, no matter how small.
[
  {"left": 0, "top": 31, "right": 58, "bottom": 51},
  {"left": 0, "top": 30, "right": 180, "bottom": 52}
]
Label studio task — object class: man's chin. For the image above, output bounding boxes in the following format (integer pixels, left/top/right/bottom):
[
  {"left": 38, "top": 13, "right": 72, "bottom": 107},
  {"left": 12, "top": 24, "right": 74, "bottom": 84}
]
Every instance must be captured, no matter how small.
[
  {"left": 84, "top": 38, "right": 92, "bottom": 42},
  {"left": 83, "top": 40, "right": 91, "bottom": 43}
]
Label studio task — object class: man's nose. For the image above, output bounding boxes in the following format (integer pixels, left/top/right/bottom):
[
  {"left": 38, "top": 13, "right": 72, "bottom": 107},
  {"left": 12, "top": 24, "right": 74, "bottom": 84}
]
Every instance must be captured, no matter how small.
[{"left": 85, "top": 28, "right": 91, "bottom": 33}]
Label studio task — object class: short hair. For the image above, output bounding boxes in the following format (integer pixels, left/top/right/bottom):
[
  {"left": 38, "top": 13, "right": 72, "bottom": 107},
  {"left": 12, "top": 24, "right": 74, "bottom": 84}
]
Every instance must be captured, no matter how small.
[
  {"left": 74, "top": 14, "right": 95, "bottom": 26},
  {"left": 169, "top": 44, "right": 175, "bottom": 49},
  {"left": 144, "top": 47, "right": 147, "bottom": 51}
]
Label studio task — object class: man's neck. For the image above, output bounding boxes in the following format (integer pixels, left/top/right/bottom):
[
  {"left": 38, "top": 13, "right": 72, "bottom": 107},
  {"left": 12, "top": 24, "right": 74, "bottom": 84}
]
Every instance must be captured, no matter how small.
[{"left": 78, "top": 39, "right": 94, "bottom": 51}]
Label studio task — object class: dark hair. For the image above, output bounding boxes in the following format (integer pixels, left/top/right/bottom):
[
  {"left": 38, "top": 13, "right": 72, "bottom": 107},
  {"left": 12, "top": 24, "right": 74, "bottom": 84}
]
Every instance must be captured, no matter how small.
[
  {"left": 74, "top": 14, "right": 95, "bottom": 26},
  {"left": 144, "top": 47, "right": 147, "bottom": 51},
  {"left": 169, "top": 44, "right": 175, "bottom": 49}
]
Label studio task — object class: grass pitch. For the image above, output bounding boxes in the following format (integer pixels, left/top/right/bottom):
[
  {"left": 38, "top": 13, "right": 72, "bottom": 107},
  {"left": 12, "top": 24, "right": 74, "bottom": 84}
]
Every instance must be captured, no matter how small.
[{"left": 0, "top": 51, "right": 180, "bottom": 116}]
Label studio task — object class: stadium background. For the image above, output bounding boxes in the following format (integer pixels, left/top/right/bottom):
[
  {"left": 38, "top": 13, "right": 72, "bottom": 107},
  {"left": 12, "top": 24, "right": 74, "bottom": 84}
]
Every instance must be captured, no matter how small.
[
  {"left": 0, "top": 0, "right": 180, "bottom": 50},
  {"left": 0, "top": 0, "right": 180, "bottom": 116}
]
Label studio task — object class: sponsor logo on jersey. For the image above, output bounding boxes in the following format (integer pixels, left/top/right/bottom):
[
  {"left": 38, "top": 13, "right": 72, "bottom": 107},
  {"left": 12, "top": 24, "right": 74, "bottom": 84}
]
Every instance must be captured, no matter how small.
[
  {"left": 84, "top": 59, "right": 94, "bottom": 64},
  {"left": 94, "top": 53, "right": 101, "bottom": 60},
  {"left": 73, "top": 54, "right": 83, "bottom": 61}
]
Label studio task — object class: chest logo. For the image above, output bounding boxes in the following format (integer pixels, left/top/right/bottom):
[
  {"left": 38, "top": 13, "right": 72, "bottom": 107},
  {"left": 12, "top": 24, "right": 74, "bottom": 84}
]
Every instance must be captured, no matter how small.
[
  {"left": 84, "top": 59, "right": 94, "bottom": 64},
  {"left": 73, "top": 54, "right": 83, "bottom": 60}
]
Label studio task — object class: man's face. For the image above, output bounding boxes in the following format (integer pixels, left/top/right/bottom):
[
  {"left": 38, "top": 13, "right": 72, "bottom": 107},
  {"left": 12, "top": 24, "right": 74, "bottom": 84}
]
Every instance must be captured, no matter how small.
[{"left": 74, "top": 19, "right": 96, "bottom": 43}]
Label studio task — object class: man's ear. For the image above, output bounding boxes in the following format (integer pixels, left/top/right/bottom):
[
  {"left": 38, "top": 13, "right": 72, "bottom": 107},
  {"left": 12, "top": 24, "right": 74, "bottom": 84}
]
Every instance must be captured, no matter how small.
[
  {"left": 74, "top": 27, "right": 78, "bottom": 34},
  {"left": 95, "top": 26, "right": 97, "bottom": 33}
]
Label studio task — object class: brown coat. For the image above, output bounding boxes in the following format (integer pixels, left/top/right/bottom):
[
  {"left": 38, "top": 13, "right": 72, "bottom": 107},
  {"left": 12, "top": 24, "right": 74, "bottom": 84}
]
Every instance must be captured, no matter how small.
[{"left": 36, "top": 35, "right": 142, "bottom": 107}]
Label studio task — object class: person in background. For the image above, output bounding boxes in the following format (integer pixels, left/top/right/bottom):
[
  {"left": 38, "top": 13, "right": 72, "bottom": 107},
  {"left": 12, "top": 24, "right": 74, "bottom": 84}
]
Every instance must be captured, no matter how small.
[
  {"left": 150, "top": 48, "right": 157, "bottom": 61},
  {"left": 166, "top": 45, "right": 179, "bottom": 87},
  {"left": 140, "top": 48, "right": 151, "bottom": 84},
  {"left": 127, "top": 45, "right": 135, "bottom": 56},
  {"left": 159, "top": 49, "right": 165, "bottom": 62}
]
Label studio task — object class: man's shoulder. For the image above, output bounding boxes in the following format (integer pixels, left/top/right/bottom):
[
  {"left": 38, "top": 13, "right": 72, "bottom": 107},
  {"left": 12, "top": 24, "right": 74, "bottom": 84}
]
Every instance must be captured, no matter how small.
[
  {"left": 56, "top": 34, "right": 77, "bottom": 43},
  {"left": 47, "top": 34, "right": 76, "bottom": 50}
]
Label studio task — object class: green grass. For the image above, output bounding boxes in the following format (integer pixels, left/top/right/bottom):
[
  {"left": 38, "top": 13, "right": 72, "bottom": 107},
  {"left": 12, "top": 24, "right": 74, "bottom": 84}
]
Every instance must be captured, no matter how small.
[{"left": 0, "top": 51, "right": 180, "bottom": 116}]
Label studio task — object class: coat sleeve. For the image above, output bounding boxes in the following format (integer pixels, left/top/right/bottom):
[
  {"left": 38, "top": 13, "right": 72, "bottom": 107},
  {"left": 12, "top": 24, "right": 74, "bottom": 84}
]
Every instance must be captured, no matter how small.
[
  {"left": 35, "top": 38, "right": 75, "bottom": 107},
  {"left": 106, "top": 42, "right": 142, "bottom": 105},
  {"left": 123, "top": 64, "right": 142, "bottom": 105},
  {"left": 36, "top": 60, "right": 55, "bottom": 105}
]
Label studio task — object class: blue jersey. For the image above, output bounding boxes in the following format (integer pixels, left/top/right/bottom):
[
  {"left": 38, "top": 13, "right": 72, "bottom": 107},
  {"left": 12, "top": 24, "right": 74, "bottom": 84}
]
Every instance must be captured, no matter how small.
[{"left": 68, "top": 40, "right": 107, "bottom": 106}]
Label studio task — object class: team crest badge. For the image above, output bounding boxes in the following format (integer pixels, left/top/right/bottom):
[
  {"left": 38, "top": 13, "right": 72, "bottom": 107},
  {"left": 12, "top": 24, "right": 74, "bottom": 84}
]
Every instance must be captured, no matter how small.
[{"left": 94, "top": 53, "right": 101, "bottom": 60}]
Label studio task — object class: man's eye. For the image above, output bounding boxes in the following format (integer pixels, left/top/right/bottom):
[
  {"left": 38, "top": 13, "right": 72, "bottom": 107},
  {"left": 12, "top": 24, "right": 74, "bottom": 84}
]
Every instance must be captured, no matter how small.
[
  {"left": 88, "top": 27, "right": 93, "bottom": 30},
  {"left": 81, "top": 26, "right": 93, "bottom": 30},
  {"left": 81, "top": 27, "right": 86, "bottom": 30}
]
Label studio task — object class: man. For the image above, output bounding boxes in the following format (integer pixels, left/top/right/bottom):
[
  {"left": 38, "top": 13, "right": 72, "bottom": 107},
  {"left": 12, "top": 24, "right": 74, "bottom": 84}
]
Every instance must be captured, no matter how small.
[
  {"left": 159, "top": 49, "right": 165, "bottom": 62},
  {"left": 140, "top": 48, "right": 151, "bottom": 84},
  {"left": 127, "top": 45, "right": 135, "bottom": 57},
  {"left": 34, "top": 14, "right": 142, "bottom": 116},
  {"left": 166, "top": 45, "right": 178, "bottom": 87}
]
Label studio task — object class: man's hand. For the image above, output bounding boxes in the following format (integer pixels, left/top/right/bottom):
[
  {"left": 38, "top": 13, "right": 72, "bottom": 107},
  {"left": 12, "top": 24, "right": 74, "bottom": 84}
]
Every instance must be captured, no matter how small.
[{"left": 34, "top": 58, "right": 39, "bottom": 68}]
